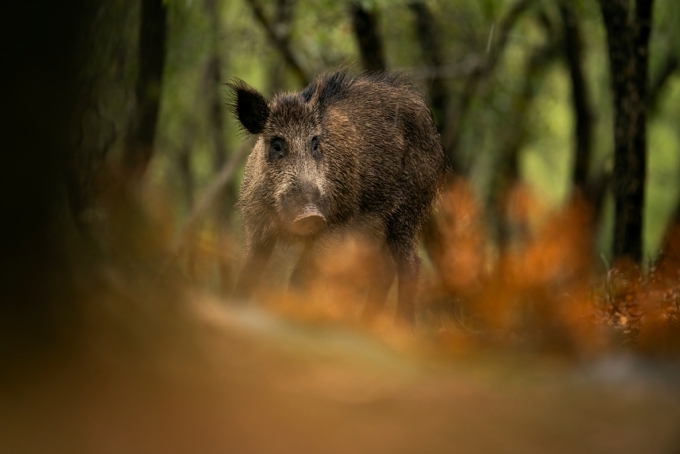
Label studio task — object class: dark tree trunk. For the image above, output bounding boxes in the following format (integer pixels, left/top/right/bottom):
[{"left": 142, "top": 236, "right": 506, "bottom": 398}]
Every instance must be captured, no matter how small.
[
  {"left": 269, "top": 0, "right": 295, "bottom": 94},
  {"left": 656, "top": 199, "right": 680, "bottom": 268},
  {"left": 1, "top": 0, "right": 86, "bottom": 363},
  {"left": 349, "top": 2, "right": 386, "bottom": 72},
  {"left": 492, "top": 37, "right": 560, "bottom": 252},
  {"left": 559, "top": 3, "right": 594, "bottom": 200},
  {"left": 177, "top": 129, "right": 195, "bottom": 210},
  {"left": 124, "top": 0, "right": 167, "bottom": 177},
  {"left": 598, "top": 0, "right": 653, "bottom": 263},
  {"left": 421, "top": 0, "right": 534, "bottom": 287},
  {"left": 408, "top": 1, "right": 448, "bottom": 133},
  {"left": 67, "top": 1, "right": 137, "bottom": 235},
  {"left": 205, "top": 0, "right": 233, "bottom": 219}
]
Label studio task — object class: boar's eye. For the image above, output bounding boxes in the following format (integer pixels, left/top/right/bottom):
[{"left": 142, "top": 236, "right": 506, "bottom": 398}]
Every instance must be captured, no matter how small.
[
  {"left": 268, "top": 137, "right": 287, "bottom": 162},
  {"left": 311, "top": 137, "right": 321, "bottom": 160}
]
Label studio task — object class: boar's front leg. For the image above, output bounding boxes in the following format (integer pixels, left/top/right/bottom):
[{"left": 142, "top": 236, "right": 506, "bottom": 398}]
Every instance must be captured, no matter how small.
[
  {"left": 233, "top": 236, "right": 276, "bottom": 300},
  {"left": 288, "top": 239, "right": 318, "bottom": 292},
  {"left": 362, "top": 242, "right": 396, "bottom": 322}
]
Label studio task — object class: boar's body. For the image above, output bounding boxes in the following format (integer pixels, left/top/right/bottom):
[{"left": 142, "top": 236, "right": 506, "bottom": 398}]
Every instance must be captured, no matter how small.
[{"left": 231, "top": 71, "right": 446, "bottom": 324}]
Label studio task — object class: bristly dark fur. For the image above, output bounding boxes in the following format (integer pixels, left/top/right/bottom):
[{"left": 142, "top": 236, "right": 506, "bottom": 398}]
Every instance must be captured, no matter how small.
[
  {"left": 231, "top": 68, "right": 447, "bottom": 325},
  {"left": 306, "top": 70, "right": 415, "bottom": 112},
  {"left": 300, "top": 80, "right": 317, "bottom": 103},
  {"left": 315, "top": 70, "right": 351, "bottom": 109},
  {"left": 267, "top": 94, "right": 315, "bottom": 131}
]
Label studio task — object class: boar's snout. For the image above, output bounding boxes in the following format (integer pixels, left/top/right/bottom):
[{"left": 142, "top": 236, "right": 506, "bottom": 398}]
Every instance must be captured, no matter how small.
[
  {"left": 292, "top": 207, "right": 327, "bottom": 235},
  {"left": 279, "top": 181, "right": 328, "bottom": 236}
]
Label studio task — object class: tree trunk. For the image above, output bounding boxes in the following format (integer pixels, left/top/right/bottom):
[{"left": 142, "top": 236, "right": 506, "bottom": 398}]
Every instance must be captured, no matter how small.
[
  {"left": 1, "top": 0, "right": 86, "bottom": 362},
  {"left": 205, "top": 0, "right": 233, "bottom": 218},
  {"left": 349, "top": 2, "right": 386, "bottom": 72},
  {"left": 422, "top": 0, "right": 534, "bottom": 289},
  {"left": 492, "top": 38, "right": 560, "bottom": 253},
  {"left": 205, "top": 0, "right": 236, "bottom": 293},
  {"left": 124, "top": 0, "right": 167, "bottom": 178},
  {"left": 269, "top": 0, "right": 295, "bottom": 94},
  {"left": 559, "top": 3, "right": 593, "bottom": 200},
  {"left": 598, "top": 0, "right": 653, "bottom": 263},
  {"left": 408, "top": 1, "right": 448, "bottom": 133},
  {"left": 177, "top": 128, "right": 196, "bottom": 211}
]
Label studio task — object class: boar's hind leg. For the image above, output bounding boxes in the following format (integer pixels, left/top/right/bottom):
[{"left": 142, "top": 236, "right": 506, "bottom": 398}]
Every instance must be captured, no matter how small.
[
  {"left": 362, "top": 243, "right": 396, "bottom": 322},
  {"left": 233, "top": 237, "right": 276, "bottom": 300},
  {"left": 386, "top": 221, "right": 421, "bottom": 326},
  {"left": 393, "top": 247, "right": 420, "bottom": 326}
]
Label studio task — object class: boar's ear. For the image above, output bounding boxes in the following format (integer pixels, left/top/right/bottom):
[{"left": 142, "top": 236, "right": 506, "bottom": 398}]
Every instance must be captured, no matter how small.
[{"left": 227, "top": 79, "right": 270, "bottom": 134}]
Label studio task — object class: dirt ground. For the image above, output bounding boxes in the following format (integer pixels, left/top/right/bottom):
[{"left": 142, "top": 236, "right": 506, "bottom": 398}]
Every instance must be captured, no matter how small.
[{"left": 1, "top": 296, "right": 679, "bottom": 454}]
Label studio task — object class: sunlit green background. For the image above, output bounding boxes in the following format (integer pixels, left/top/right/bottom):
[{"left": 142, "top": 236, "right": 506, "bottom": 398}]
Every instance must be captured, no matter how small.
[{"left": 83, "top": 0, "right": 680, "bottom": 261}]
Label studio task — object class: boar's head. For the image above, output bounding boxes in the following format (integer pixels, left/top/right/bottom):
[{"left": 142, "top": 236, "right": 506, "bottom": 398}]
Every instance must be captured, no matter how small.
[{"left": 229, "top": 80, "right": 330, "bottom": 237}]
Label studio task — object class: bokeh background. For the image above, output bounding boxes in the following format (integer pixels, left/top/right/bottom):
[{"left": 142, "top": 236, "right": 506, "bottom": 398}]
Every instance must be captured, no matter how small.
[{"left": 3, "top": 1, "right": 680, "bottom": 453}]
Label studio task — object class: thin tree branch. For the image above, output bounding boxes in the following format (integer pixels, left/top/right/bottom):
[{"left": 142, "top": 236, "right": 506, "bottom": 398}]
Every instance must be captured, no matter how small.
[{"left": 245, "top": 0, "right": 310, "bottom": 87}]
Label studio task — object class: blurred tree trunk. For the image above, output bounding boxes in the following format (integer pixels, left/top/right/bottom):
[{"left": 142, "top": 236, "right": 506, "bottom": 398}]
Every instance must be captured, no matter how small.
[
  {"left": 408, "top": 1, "right": 449, "bottom": 134},
  {"left": 422, "top": 0, "right": 534, "bottom": 291},
  {"left": 177, "top": 126, "right": 196, "bottom": 210},
  {"left": 205, "top": 0, "right": 232, "bottom": 218},
  {"left": 656, "top": 200, "right": 680, "bottom": 269},
  {"left": 492, "top": 35, "right": 560, "bottom": 253},
  {"left": 559, "top": 3, "right": 593, "bottom": 201},
  {"left": 68, "top": 0, "right": 137, "bottom": 237},
  {"left": 1, "top": 0, "right": 85, "bottom": 365},
  {"left": 598, "top": 0, "right": 653, "bottom": 264},
  {"left": 349, "top": 2, "right": 386, "bottom": 72},
  {"left": 205, "top": 0, "right": 235, "bottom": 293},
  {"left": 559, "top": 2, "right": 611, "bottom": 237},
  {"left": 124, "top": 0, "right": 167, "bottom": 178},
  {"left": 269, "top": 0, "right": 295, "bottom": 94}
]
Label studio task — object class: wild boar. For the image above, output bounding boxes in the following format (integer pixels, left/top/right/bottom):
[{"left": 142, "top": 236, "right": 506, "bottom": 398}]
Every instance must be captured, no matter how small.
[{"left": 229, "top": 70, "right": 446, "bottom": 324}]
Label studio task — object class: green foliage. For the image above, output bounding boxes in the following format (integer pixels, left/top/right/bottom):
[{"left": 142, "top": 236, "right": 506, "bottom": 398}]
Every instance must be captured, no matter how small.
[{"left": 104, "top": 0, "right": 680, "bottom": 261}]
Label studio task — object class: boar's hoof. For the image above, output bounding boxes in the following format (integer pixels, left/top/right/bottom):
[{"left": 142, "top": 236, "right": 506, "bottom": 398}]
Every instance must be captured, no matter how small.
[{"left": 291, "top": 208, "right": 326, "bottom": 236}]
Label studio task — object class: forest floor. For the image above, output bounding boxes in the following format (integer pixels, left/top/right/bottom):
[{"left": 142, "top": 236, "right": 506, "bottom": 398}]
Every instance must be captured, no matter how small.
[{"left": 1, "top": 292, "right": 679, "bottom": 454}]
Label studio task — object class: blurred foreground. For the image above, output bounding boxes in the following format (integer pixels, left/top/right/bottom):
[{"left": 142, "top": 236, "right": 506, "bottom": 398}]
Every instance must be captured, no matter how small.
[
  {"left": 3, "top": 1, "right": 680, "bottom": 452},
  {"left": 2, "top": 178, "right": 680, "bottom": 454}
]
